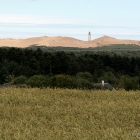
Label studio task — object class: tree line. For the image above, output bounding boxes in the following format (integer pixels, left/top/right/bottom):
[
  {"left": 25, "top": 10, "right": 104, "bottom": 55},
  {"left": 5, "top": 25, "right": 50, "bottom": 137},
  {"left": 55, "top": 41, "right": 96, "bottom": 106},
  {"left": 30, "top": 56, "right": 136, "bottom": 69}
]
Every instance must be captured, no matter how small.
[{"left": 0, "top": 47, "right": 140, "bottom": 90}]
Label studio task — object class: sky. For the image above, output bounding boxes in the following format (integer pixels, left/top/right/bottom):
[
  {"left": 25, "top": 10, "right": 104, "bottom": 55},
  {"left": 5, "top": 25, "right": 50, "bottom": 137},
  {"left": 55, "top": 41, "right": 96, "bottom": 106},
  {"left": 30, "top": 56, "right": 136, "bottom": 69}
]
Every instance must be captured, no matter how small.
[{"left": 0, "top": 0, "right": 140, "bottom": 41}]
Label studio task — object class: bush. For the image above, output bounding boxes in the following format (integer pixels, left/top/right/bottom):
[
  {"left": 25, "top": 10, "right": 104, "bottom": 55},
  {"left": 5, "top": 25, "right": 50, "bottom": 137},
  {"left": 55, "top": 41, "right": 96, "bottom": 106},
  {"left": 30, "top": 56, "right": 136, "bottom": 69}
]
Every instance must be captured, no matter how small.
[
  {"left": 76, "top": 78, "right": 94, "bottom": 89},
  {"left": 98, "top": 72, "right": 117, "bottom": 87},
  {"left": 51, "top": 74, "right": 75, "bottom": 88},
  {"left": 13, "top": 75, "right": 27, "bottom": 84},
  {"left": 76, "top": 72, "right": 93, "bottom": 82},
  {"left": 26, "top": 75, "right": 46, "bottom": 87},
  {"left": 118, "top": 75, "right": 139, "bottom": 90}
]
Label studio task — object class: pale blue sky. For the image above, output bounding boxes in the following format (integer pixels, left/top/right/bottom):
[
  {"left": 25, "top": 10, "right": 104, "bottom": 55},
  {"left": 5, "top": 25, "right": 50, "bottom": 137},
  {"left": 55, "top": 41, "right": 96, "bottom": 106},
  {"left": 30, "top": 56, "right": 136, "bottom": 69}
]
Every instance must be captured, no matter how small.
[{"left": 0, "top": 0, "right": 140, "bottom": 40}]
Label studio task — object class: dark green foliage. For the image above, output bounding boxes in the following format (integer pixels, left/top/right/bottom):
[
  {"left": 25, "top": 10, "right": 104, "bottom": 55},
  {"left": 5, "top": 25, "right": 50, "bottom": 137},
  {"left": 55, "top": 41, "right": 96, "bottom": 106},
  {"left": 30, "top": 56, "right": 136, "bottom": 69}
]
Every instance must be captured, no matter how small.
[
  {"left": 98, "top": 72, "right": 117, "bottom": 86},
  {"left": 26, "top": 44, "right": 140, "bottom": 57},
  {"left": 51, "top": 74, "right": 75, "bottom": 88},
  {"left": 76, "top": 72, "right": 93, "bottom": 82},
  {"left": 119, "top": 75, "right": 139, "bottom": 90},
  {"left": 26, "top": 75, "right": 46, "bottom": 87},
  {"left": 13, "top": 76, "right": 27, "bottom": 84},
  {"left": 0, "top": 66, "right": 9, "bottom": 84},
  {"left": 0, "top": 47, "right": 140, "bottom": 90},
  {"left": 76, "top": 78, "right": 94, "bottom": 89}
]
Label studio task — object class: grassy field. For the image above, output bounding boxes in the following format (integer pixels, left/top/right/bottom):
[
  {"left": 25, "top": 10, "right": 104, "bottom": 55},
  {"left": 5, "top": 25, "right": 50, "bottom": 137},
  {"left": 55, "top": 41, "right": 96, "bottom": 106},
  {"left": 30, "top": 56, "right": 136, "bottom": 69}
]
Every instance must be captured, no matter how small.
[{"left": 0, "top": 88, "right": 140, "bottom": 140}]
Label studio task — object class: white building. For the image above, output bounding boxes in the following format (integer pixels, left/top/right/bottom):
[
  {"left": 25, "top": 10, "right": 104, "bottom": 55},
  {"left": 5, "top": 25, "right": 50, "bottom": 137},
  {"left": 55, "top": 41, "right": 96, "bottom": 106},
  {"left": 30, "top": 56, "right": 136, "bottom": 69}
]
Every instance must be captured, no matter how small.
[{"left": 88, "top": 32, "right": 91, "bottom": 41}]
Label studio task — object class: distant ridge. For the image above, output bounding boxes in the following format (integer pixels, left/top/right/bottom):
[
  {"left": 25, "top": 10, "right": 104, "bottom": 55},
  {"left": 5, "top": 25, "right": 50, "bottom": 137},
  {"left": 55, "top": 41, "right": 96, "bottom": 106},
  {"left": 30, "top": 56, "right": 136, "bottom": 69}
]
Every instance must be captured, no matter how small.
[{"left": 0, "top": 36, "right": 140, "bottom": 48}]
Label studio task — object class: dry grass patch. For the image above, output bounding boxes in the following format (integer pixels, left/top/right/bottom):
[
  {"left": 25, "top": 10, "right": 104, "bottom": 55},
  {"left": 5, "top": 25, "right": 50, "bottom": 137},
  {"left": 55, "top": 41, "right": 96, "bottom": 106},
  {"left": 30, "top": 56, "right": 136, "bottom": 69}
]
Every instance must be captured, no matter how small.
[{"left": 0, "top": 88, "right": 140, "bottom": 140}]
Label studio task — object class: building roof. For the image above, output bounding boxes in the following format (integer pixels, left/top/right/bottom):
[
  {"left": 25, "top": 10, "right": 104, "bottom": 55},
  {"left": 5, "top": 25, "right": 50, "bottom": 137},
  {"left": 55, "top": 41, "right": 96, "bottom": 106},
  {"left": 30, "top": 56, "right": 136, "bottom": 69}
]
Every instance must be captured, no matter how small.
[{"left": 94, "top": 83, "right": 113, "bottom": 90}]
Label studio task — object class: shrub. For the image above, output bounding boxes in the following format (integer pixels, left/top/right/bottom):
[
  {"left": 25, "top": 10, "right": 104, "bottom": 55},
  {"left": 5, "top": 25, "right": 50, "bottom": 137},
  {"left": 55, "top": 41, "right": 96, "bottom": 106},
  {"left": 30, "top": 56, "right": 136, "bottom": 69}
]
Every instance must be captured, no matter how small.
[
  {"left": 51, "top": 74, "right": 75, "bottom": 88},
  {"left": 76, "top": 72, "right": 93, "bottom": 82},
  {"left": 119, "top": 75, "right": 139, "bottom": 90},
  {"left": 26, "top": 75, "right": 46, "bottom": 87},
  {"left": 13, "top": 76, "right": 27, "bottom": 84},
  {"left": 76, "top": 78, "right": 94, "bottom": 89},
  {"left": 98, "top": 72, "right": 117, "bottom": 84}
]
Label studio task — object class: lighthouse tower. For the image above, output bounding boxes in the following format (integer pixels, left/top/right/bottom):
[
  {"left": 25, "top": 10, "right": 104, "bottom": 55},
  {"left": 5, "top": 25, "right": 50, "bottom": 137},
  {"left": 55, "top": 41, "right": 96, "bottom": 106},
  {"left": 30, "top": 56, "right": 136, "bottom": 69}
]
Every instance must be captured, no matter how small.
[{"left": 88, "top": 31, "right": 91, "bottom": 41}]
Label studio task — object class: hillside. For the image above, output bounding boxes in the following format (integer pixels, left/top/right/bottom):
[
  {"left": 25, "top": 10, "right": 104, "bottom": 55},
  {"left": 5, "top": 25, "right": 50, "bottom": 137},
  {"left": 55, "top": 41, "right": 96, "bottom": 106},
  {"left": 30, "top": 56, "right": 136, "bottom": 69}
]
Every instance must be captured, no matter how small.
[{"left": 0, "top": 36, "right": 140, "bottom": 48}]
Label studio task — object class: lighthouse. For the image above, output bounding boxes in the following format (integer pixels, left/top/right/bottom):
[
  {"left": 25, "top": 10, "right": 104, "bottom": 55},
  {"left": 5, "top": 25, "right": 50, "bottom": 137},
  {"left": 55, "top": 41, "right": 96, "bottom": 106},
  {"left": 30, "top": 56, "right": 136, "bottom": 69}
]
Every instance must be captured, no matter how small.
[{"left": 88, "top": 32, "right": 91, "bottom": 41}]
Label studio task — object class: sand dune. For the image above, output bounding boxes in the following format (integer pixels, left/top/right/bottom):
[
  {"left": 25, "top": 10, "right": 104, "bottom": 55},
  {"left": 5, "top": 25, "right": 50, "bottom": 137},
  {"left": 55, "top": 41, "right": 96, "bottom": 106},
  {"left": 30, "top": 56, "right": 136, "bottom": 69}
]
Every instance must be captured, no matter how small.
[{"left": 0, "top": 36, "right": 140, "bottom": 48}]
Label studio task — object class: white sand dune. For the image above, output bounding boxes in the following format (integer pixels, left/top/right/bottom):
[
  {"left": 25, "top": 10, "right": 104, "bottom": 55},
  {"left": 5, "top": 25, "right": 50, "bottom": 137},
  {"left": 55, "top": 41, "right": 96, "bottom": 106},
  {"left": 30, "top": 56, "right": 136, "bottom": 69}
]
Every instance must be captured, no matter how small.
[{"left": 0, "top": 36, "right": 140, "bottom": 48}]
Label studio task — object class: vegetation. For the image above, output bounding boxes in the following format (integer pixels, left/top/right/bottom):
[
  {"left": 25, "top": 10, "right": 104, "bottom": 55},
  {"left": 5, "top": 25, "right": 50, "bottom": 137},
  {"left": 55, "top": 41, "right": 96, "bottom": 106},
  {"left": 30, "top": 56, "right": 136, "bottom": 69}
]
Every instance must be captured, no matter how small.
[
  {"left": 4, "top": 73, "right": 137, "bottom": 90},
  {"left": 0, "top": 47, "right": 140, "bottom": 90},
  {"left": 26, "top": 44, "right": 140, "bottom": 57},
  {"left": 0, "top": 88, "right": 140, "bottom": 140},
  {"left": 1, "top": 45, "right": 140, "bottom": 139}
]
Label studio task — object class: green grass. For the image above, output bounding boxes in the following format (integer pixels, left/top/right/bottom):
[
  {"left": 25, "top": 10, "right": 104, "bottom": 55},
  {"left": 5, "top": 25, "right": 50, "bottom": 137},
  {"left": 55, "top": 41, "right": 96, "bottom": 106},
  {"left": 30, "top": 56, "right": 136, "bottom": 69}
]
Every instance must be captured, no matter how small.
[{"left": 0, "top": 88, "right": 140, "bottom": 140}]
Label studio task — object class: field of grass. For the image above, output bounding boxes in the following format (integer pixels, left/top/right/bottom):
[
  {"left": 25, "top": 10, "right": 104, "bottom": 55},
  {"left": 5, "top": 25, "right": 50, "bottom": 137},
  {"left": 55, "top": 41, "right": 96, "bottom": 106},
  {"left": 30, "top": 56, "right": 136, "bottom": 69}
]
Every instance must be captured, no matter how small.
[{"left": 0, "top": 88, "right": 140, "bottom": 140}]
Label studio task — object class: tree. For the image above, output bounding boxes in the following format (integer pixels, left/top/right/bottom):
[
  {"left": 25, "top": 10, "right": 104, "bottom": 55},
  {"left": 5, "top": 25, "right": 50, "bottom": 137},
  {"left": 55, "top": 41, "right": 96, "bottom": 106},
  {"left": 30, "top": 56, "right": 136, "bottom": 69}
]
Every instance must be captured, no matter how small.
[
  {"left": 13, "top": 76, "right": 27, "bottom": 84},
  {"left": 26, "top": 75, "right": 46, "bottom": 87},
  {"left": 98, "top": 72, "right": 117, "bottom": 87},
  {"left": 118, "top": 75, "right": 139, "bottom": 90},
  {"left": 51, "top": 74, "right": 74, "bottom": 88}
]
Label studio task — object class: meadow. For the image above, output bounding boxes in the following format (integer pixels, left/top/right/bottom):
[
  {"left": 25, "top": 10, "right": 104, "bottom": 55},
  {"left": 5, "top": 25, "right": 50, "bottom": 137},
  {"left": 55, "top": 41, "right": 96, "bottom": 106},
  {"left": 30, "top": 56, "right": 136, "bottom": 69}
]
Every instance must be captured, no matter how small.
[{"left": 0, "top": 88, "right": 140, "bottom": 140}]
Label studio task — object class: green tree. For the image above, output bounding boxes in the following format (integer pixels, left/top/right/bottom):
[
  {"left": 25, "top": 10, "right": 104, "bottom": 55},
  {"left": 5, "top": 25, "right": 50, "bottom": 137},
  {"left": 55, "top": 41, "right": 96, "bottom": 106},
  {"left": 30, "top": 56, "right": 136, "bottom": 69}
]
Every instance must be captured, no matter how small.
[
  {"left": 98, "top": 72, "right": 117, "bottom": 86},
  {"left": 118, "top": 75, "right": 139, "bottom": 90},
  {"left": 26, "top": 75, "right": 46, "bottom": 87},
  {"left": 13, "top": 76, "right": 27, "bottom": 84},
  {"left": 76, "top": 72, "right": 93, "bottom": 82},
  {"left": 51, "top": 74, "right": 75, "bottom": 88}
]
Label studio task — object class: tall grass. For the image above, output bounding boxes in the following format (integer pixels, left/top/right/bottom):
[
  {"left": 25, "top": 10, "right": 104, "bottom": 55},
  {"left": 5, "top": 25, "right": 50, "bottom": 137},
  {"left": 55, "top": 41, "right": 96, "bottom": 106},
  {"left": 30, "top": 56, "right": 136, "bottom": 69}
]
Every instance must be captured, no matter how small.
[{"left": 0, "top": 88, "right": 140, "bottom": 140}]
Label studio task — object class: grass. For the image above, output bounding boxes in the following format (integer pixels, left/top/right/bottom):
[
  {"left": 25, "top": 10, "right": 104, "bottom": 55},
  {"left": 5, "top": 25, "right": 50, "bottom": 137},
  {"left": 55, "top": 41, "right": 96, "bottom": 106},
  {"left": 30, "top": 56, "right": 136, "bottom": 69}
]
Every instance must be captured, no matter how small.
[{"left": 0, "top": 88, "right": 140, "bottom": 140}]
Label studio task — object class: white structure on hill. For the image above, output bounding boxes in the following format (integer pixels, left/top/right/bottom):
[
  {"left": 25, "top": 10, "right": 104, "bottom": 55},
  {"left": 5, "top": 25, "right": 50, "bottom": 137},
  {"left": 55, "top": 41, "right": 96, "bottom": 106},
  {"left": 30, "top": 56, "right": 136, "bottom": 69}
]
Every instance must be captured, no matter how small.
[{"left": 88, "top": 32, "right": 91, "bottom": 41}]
